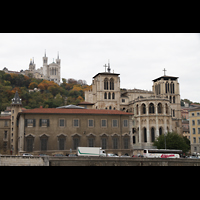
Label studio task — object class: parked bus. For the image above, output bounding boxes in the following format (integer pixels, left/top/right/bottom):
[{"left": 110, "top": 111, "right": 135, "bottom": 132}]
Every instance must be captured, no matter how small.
[{"left": 143, "top": 149, "right": 182, "bottom": 158}]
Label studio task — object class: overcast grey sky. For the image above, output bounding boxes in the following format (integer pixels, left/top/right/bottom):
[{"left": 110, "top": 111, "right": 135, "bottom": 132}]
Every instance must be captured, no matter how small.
[{"left": 0, "top": 33, "right": 200, "bottom": 102}]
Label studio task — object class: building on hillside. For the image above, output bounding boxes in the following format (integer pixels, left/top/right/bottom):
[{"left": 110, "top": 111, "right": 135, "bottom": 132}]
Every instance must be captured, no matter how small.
[
  {"left": 85, "top": 64, "right": 182, "bottom": 153},
  {"left": 2, "top": 51, "right": 61, "bottom": 85}
]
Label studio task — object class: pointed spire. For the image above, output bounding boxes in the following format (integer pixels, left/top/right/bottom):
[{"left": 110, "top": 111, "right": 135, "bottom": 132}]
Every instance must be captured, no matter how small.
[
  {"left": 44, "top": 49, "right": 46, "bottom": 57},
  {"left": 57, "top": 51, "right": 59, "bottom": 59},
  {"left": 12, "top": 91, "right": 22, "bottom": 105}
]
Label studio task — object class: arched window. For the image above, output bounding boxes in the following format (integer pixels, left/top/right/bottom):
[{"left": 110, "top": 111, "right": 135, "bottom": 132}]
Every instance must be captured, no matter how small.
[
  {"left": 155, "top": 84, "right": 157, "bottom": 95},
  {"left": 108, "top": 92, "right": 111, "bottom": 99},
  {"left": 151, "top": 127, "right": 155, "bottom": 142},
  {"left": 112, "top": 92, "right": 115, "bottom": 99},
  {"left": 104, "top": 92, "right": 107, "bottom": 99},
  {"left": 136, "top": 104, "right": 139, "bottom": 115},
  {"left": 149, "top": 103, "right": 155, "bottom": 114},
  {"left": 173, "top": 96, "right": 175, "bottom": 103},
  {"left": 104, "top": 78, "right": 108, "bottom": 90},
  {"left": 141, "top": 103, "right": 146, "bottom": 114},
  {"left": 165, "top": 82, "right": 170, "bottom": 93},
  {"left": 159, "top": 127, "right": 162, "bottom": 136},
  {"left": 165, "top": 103, "right": 168, "bottom": 114},
  {"left": 110, "top": 78, "right": 114, "bottom": 90},
  {"left": 143, "top": 127, "right": 147, "bottom": 143},
  {"left": 109, "top": 106, "right": 112, "bottom": 110},
  {"left": 158, "top": 103, "right": 162, "bottom": 114},
  {"left": 171, "top": 82, "right": 174, "bottom": 94}
]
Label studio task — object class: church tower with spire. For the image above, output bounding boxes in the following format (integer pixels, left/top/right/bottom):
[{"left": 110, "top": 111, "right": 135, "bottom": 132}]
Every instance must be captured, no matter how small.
[
  {"left": 11, "top": 91, "right": 22, "bottom": 155},
  {"left": 43, "top": 50, "right": 48, "bottom": 80}
]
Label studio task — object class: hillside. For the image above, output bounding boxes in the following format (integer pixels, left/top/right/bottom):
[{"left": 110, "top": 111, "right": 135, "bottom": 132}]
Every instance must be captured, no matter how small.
[{"left": 0, "top": 71, "right": 92, "bottom": 112}]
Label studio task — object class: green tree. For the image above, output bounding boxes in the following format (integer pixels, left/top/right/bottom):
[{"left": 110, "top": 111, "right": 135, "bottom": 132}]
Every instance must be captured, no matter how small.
[{"left": 153, "top": 132, "right": 190, "bottom": 154}]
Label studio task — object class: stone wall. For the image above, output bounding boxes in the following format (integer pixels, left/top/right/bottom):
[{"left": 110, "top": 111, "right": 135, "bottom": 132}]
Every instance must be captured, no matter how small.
[
  {"left": 0, "top": 155, "right": 49, "bottom": 166},
  {"left": 49, "top": 157, "right": 200, "bottom": 166}
]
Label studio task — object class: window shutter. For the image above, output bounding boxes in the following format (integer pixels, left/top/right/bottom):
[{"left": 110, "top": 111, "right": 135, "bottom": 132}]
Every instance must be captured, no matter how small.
[
  {"left": 39, "top": 119, "right": 42, "bottom": 127},
  {"left": 25, "top": 119, "right": 27, "bottom": 127},
  {"left": 47, "top": 119, "right": 50, "bottom": 127}
]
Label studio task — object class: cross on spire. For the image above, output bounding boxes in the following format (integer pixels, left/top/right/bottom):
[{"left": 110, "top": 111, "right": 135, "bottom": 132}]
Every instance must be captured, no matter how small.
[
  {"left": 103, "top": 64, "right": 107, "bottom": 72},
  {"left": 163, "top": 68, "right": 167, "bottom": 76}
]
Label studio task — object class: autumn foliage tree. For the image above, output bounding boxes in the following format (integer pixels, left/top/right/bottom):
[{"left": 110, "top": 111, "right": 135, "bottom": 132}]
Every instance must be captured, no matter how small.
[{"left": 0, "top": 70, "right": 90, "bottom": 111}]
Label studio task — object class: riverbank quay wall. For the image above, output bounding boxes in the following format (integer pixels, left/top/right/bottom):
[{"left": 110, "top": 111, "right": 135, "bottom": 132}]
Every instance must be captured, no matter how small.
[
  {"left": 49, "top": 157, "right": 200, "bottom": 166},
  {"left": 1, "top": 156, "right": 200, "bottom": 166}
]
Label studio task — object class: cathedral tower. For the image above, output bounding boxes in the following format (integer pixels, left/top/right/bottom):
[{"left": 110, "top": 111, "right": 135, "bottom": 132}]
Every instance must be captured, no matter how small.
[
  {"left": 152, "top": 69, "right": 182, "bottom": 134},
  {"left": 85, "top": 62, "right": 121, "bottom": 110},
  {"left": 11, "top": 91, "right": 22, "bottom": 155}
]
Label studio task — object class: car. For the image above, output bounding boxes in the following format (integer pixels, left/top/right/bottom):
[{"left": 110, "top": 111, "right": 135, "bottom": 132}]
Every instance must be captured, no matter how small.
[
  {"left": 107, "top": 153, "right": 119, "bottom": 157},
  {"left": 23, "top": 153, "right": 33, "bottom": 156}
]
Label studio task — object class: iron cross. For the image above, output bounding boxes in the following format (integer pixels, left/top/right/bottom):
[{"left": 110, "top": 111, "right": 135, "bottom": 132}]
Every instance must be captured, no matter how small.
[
  {"left": 163, "top": 68, "right": 167, "bottom": 76},
  {"left": 104, "top": 64, "right": 107, "bottom": 72}
]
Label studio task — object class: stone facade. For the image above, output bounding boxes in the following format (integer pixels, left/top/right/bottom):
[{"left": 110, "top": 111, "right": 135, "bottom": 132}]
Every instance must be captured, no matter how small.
[
  {"left": 85, "top": 64, "right": 182, "bottom": 150},
  {"left": 16, "top": 107, "right": 132, "bottom": 156}
]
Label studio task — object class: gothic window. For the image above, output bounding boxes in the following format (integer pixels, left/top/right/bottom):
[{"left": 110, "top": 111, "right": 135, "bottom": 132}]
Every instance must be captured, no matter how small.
[
  {"left": 165, "top": 103, "right": 168, "bottom": 114},
  {"left": 165, "top": 82, "right": 170, "bottom": 93},
  {"left": 141, "top": 103, "right": 146, "bottom": 114},
  {"left": 158, "top": 103, "right": 162, "bottom": 114},
  {"left": 171, "top": 82, "right": 174, "bottom": 94},
  {"left": 173, "top": 96, "right": 175, "bottom": 103},
  {"left": 143, "top": 127, "right": 147, "bottom": 143},
  {"left": 136, "top": 104, "right": 139, "bottom": 115},
  {"left": 104, "top": 78, "right": 108, "bottom": 90},
  {"left": 112, "top": 92, "right": 115, "bottom": 99},
  {"left": 110, "top": 78, "right": 114, "bottom": 90},
  {"left": 159, "top": 127, "right": 162, "bottom": 136},
  {"left": 151, "top": 127, "right": 155, "bottom": 142},
  {"left": 109, "top": 106, "right": 112, "bottom": 110},
  {"left": 108, "top": 92, "right": 111, "bottom": 99},
  {"left": 104, "top": 92, "right": 107, "bottom": 99},
  {"left": 149, "top": 103, "right": 155, "bottom": 114}
]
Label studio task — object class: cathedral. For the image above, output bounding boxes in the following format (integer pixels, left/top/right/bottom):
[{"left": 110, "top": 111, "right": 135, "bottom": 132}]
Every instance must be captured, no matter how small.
[{"left": 85, "top": 63, "right": 182, "bottom": 152}]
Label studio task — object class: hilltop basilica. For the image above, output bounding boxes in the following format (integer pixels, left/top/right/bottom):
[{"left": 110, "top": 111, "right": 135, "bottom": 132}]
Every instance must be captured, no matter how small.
[{"left": 3, "top": 51, "right": 61, "bottom": 85}]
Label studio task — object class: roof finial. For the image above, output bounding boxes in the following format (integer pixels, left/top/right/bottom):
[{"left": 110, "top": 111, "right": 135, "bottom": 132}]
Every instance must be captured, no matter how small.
[
  {"left": 107, "top": 60, "right": 111, "bottom": 73},
  {"left": 163, "top": 68, "right": 167, "bottom": 76},
  {"left": 103, "top": 64, "right": 107, "bottom": 72}
]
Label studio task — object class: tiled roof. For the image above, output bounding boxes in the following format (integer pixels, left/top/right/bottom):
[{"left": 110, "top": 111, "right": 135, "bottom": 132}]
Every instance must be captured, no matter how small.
[{"left": 19, "top": 108, "right": 132, "bottom": 115}]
